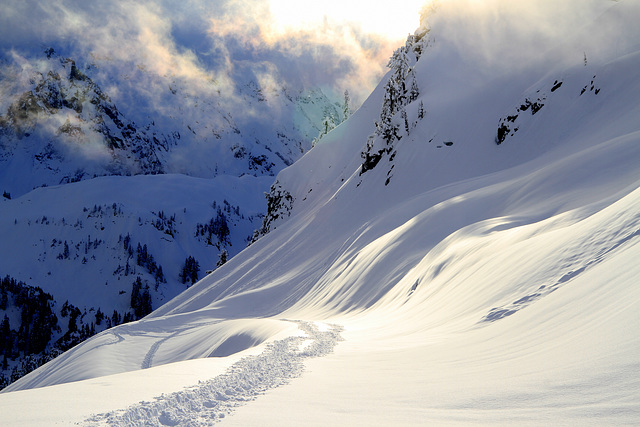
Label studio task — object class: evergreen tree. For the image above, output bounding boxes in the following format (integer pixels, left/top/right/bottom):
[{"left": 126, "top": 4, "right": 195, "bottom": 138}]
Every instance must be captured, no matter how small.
[
  {"left": 322, "top": 115, "right": 335, "bottom": 134},
  {"left": 409, "top": 75, "right": 420, "bottom": 102},
  {"left": 130, "top": 277, "right": 142, "bottom": 311},
  {"left": 388, "top": 45, "right": 411, "bottom": 83},
  {"left": 136, "top": 243, "right": 147, "bottom": 266},
  {"left": 342, "top": 90, "right": 351, "bottom": 119},
  {"left": 312, "top": 114, "right": 336, "bottom": 148},
  {"left": 62, "top": 241, "right": 70, "bottom": 259},
  {"left": 66, "top": 306, "right": 79, "bottom": 334},
  {"left": 17, "top": 317, "right": 29, "bottom": 353},
  {"left": 0, "top": 315, "right": 11, "bottom": 356},
  {"left": 377, "top": 80, "right": 401, "bottom": 145},
  {"left": 123, "top": 312, "right": 134, "bottom": 323},
  {"left": 138, "top": 287, "right": 152, "bottom": 318},
  {"left": 155, "top": 265, "right": 166, "bottom": 285},
  {"left": 217, "top": 249, "right": 228, "bottom": 268},
  {"left": 211, "top": 209, "right": 230, "bottom": 245},
  {"left": 0, "top": 288, "right": 7, "bottom": 310},
  {"left": 402, "top": 109, "right": 409, "bottom": 134},
  {"left": 111, "top": 310, "right": 121, "bottom": 326},
  {"left": 131, "top": 277, "right": 152, "bottom": 318},
  {"left": 122, "top": 233, "right": 132, "bottom": 255}
]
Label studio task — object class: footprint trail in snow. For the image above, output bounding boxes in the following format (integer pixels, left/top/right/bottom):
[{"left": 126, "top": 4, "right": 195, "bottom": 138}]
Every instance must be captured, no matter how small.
[{"left": 85, "top": 321, "right": 343, "bottom": 426}]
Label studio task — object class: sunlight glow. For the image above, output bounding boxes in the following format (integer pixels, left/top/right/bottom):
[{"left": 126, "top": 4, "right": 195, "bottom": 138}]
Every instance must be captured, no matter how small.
[{"left": 268, "top": 0, "right": 429, "bottom": 41}]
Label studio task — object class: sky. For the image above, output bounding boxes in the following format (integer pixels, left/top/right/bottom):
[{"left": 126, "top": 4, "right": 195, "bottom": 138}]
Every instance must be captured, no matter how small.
[
  {"left": 0, "top": 0, "right": 430, "bottom": 107},
  {"left": 0, "top": 0, "right": 623, "bottom": 139},
  {"left": 267, "top": 0, "right": 427, "bottom": 40}
]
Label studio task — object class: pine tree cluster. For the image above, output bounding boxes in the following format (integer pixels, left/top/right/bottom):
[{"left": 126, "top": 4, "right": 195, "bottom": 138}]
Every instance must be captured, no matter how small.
[
  {"left": 119, "top": 234, "right": 166, "bottom": 286},
  {"left": 180, "top": 256, "right": 200, "bottom": 285},
  {"left": 151, "top": 210, "right": 177, "bottom": 237},
  {"left": 195, "top": 208, "right": 230, "bottom": 248},
  {"left": 0, "top": 273, "right": 159, "bottom": 389},
  {"left": 0, "top": 277, "right": 58, "bottom": 362},
  {"left": 216, "top": 249, "right": 228, "bottom": 268},
  {"left": 0, "top": 277, "right": 79, "bottom": 389},
  {"left": 130, "top": 277, "right": 152, "bottom": 318}
]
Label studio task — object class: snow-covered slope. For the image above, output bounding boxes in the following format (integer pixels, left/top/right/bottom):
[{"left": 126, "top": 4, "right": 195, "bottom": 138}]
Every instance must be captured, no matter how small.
[
  {"left": 0, "top": 5, "right": 351, "bottom": 386},
  {"left": 0, "top": 173, "right": 272, "bottom": 307},
  {"left": 2, "top": 0, "right": 640, "bottom": 425},
  {"left": 0, "top": 173, "right": 275, "bottom": 386}
]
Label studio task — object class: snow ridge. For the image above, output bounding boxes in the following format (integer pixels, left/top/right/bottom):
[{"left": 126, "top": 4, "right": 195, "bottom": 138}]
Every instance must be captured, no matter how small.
[{"left": 85, "top": 321, "right": 343, "bottom": 426}]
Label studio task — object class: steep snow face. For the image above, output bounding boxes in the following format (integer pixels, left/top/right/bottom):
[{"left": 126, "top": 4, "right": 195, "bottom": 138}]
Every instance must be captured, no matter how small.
[
  {"left": 3, "top": 1, "right": 640, "bottom": 425},
  {"left": 156, "top": 0, "right": 640, "bottom": 319}
]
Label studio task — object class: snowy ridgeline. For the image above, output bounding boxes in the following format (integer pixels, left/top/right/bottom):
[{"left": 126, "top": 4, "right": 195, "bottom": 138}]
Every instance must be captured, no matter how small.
[{"left": 2, "top": 1, "right": 640, "bottom": 425}]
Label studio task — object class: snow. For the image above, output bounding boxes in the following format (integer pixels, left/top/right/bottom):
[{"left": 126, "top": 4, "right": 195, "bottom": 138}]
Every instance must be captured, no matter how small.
[
  {"left": 84, "top": 321, "right": 342, "bottom": 426},
  {"left": 0, "top": 173, "right": 273, "bottom": 310},
  {"left": 1, "top": 0, "right": 640, "bottom": 425},
  {"left": 0, "top": 354, "right": 253, "bottom": 425}
]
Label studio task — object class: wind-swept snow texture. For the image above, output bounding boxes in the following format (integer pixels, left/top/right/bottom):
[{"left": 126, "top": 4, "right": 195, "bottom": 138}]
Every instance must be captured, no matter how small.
[{"left": 2, "top": 0, "right": 640, "bottom": 425}]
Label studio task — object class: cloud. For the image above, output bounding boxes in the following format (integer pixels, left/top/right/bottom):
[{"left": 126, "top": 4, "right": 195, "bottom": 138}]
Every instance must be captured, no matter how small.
[
  {"left": 0, "top": 0, "right": 408, "bottom": 110},
  {"left": 4, "top": 0, "right": 632, "bottom": 185},
  {"left": 203, "top": 0, "right": 400, "bottom": 104},
  {"left": 0, "top": 0, "right": 429, "bottom": 180},
  {"left": 423, "top": 0, "right": 627, "bottom": 74},
  {"left": 3, "top": 0, "right": 628, "bottom": 128}
]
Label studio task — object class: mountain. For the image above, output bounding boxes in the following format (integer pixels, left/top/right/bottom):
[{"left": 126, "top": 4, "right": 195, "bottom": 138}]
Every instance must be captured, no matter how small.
[
  {"left": 2, "top": 0, "right": 640, "bottom": 425},
  {"left": 0, "top": 40, "right": 351, "bottom": 386},
  {"left": 0, "top": 49, "right": 349, "bottom": 197},
  {"left": 0, "top": 173, "right": 277, "bottom": 386}
]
